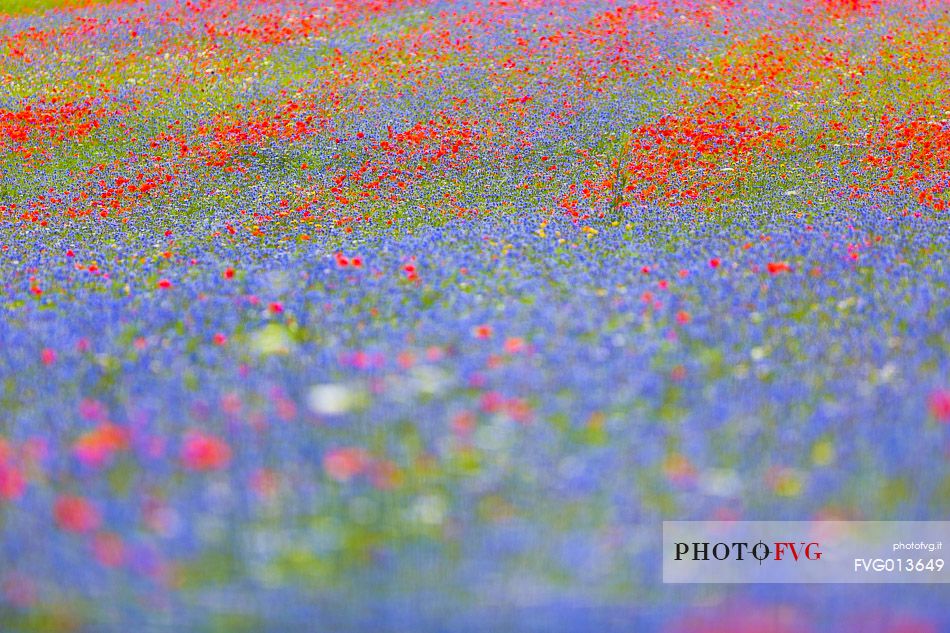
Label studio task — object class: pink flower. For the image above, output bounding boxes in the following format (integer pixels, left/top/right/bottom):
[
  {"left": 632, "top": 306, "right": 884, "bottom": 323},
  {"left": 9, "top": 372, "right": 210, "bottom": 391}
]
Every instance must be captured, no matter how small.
[
  {"left": 323, "top": 447, "right": 370, "bottom": 482},
  {"left": 1, "top": 574, "right": 36, "bottom": 608},
  {"left": 479, "top": 391, "right": 504, "bottom": 413},
  {"left": 78, "top": 398, "right": 107, "bottom": 421},
  {"left": 181, "top": 431, "right": 231, "bottom": 471},
  {"left": 73, "top": 423, "right": 129, "bottom": 468},
  {"left": 929, "top": 389, "right": 950, "bottom": 423},
  {"left": 41, "top": 348, "right": 56, "bottom": 366},
  {"left": 666, "top": 604, "right": 811, "bottom": 633},
  {"left": 504, "top": 337, "right": 526, "bottom": 354},
  {"left": 250, "top": 468, "right": 280, "bottom": 499}
]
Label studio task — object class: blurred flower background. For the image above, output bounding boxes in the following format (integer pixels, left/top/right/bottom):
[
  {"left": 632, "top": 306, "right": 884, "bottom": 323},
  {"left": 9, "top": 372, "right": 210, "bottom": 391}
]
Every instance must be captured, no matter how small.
[{"left": 0, "top": 0, "right": 948, "bottom": 630}]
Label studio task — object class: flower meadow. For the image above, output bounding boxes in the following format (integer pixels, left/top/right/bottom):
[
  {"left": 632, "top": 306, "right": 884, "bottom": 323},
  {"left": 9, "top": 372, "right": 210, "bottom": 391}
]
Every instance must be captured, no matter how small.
[{"left": 0, "top": 0, "right": 948, "bottom": 630}]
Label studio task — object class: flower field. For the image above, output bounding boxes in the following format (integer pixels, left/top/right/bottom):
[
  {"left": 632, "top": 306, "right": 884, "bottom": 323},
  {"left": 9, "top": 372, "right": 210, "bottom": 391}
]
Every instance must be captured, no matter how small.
[{"left": 0, "top": 0, "right": 948, "bottom": 630}]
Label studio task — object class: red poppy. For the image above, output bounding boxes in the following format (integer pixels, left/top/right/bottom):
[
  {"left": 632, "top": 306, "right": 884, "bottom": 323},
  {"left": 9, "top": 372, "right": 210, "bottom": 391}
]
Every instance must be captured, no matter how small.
[
  {"left": 181, "top": 431, "right": 232, "bottom": 471},
  {"left": 73, "top": 423, "right": 129, "bottom": 468},
  {"left": 0, "top": 463, "right": 25, "bottom": 502},
  {"left": 54, "top": 495, "right": 101, "bottom": 533}
]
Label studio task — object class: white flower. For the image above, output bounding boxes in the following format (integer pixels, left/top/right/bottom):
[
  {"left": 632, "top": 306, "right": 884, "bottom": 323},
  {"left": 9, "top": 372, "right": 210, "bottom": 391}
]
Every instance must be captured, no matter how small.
[{"left": 306, "top": 383, "right": 364, "bottom": 416}]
